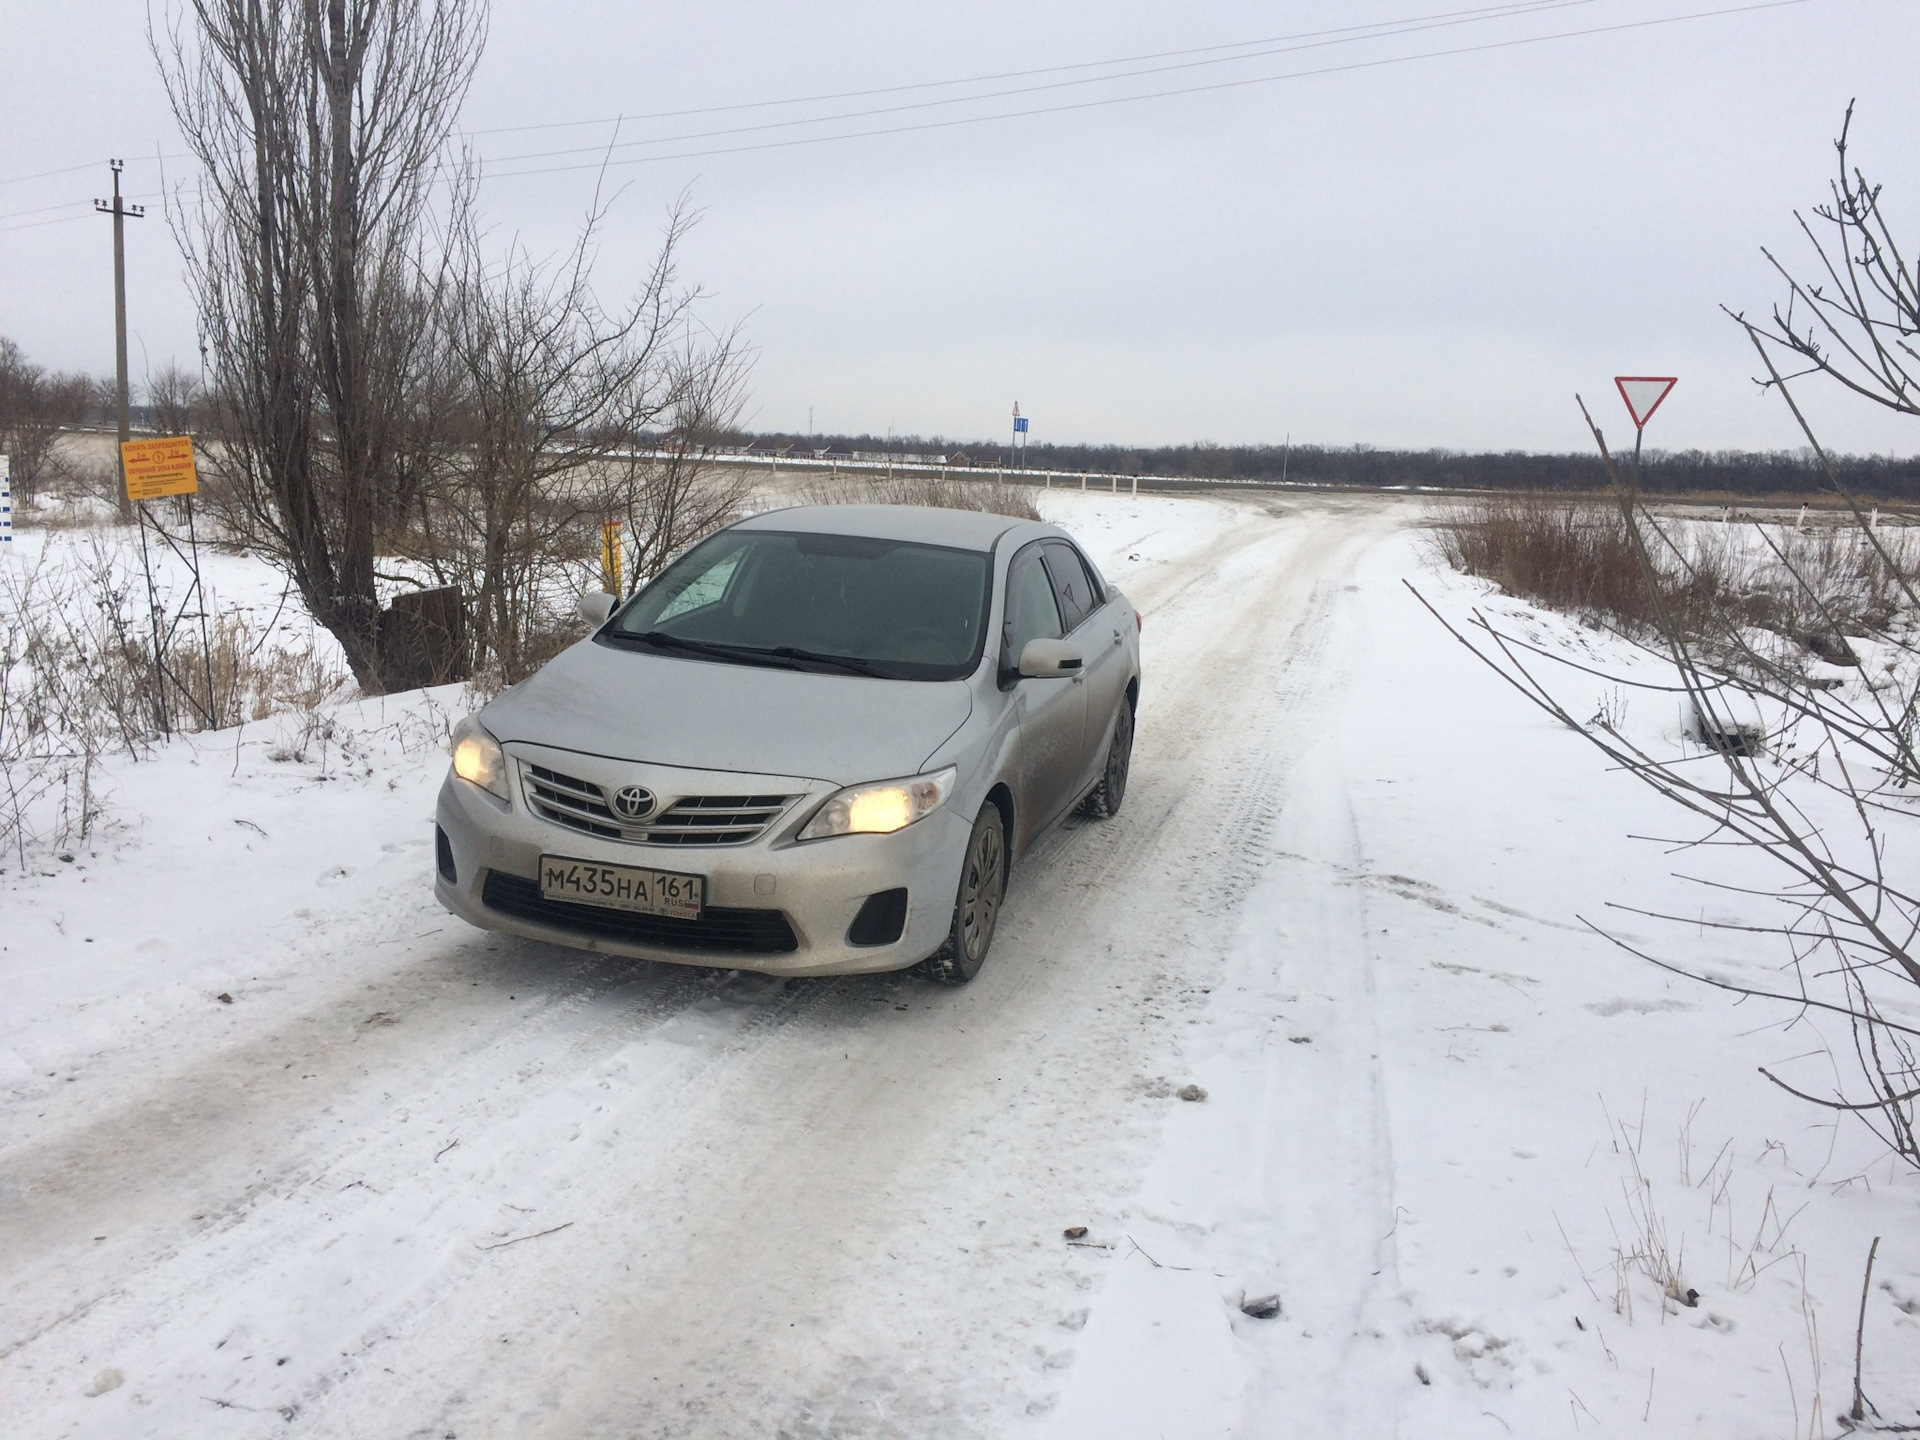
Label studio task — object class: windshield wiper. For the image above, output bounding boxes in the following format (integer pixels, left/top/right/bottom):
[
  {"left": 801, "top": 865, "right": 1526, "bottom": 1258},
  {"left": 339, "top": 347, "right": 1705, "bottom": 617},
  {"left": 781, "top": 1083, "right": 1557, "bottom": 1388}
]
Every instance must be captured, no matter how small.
[
  {"left": 614, "top": 630, "right": 895, "bottom": 677},
  {"left": 760, "top": 645, "right": 893, "bottom": 678},
  {"left": 615, "top": 630, "right": 801, "bottom": 669}
]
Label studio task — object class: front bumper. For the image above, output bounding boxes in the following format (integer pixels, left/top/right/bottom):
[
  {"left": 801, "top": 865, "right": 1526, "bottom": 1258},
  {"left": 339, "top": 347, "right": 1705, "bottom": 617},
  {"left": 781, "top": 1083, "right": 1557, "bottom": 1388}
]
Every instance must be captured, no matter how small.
[{"left": 432, "top": 742, "right": 967, "bottom": 976}]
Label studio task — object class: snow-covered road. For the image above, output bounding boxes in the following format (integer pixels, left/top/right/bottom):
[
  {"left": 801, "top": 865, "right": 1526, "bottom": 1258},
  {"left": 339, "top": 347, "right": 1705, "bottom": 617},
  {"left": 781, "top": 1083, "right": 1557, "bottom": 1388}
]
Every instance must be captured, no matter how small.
[{"left": 5, "top": 490, "right": 1913, "bottom": 1438}]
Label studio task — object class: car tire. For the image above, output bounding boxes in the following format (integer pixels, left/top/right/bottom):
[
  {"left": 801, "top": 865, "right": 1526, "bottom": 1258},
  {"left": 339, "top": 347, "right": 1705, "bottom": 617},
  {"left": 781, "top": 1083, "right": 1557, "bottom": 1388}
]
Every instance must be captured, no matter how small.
[
  {"left": 918, "top": 802, "right": 1008, "bottom": 986},
  {"left": 1081, "top": 699, "right": 1134, "bottom": 819}
]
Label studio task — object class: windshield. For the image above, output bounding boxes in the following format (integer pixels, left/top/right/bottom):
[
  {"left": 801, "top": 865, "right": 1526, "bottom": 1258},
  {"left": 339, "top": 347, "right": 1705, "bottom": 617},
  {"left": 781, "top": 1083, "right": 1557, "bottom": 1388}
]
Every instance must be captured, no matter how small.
[{"left": 605, "top": 528, "right": 994, "bottom": 681}]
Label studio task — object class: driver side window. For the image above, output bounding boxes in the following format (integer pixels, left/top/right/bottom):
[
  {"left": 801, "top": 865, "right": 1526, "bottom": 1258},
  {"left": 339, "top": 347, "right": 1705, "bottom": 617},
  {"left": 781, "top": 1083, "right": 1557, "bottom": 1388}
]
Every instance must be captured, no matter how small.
[{"left": 1002, "top": 544, "right": 1063, "bottom": 674}]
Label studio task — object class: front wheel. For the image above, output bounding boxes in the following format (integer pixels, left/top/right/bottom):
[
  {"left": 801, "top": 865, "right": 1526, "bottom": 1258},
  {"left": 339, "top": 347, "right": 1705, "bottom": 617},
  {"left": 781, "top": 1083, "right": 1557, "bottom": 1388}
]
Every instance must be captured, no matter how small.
[
  {"left": 1082, "top": 699, "right": 1134, "bottom": 819},
  {"left": 918, "top": 803, "right": 1008, "bottom": 986}
]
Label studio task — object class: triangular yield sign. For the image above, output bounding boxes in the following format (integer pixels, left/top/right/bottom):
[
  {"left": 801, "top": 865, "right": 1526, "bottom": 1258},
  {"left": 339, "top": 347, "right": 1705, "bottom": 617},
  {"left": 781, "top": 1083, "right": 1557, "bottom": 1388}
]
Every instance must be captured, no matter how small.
[{"left": 1615, "top": 375, "right": 1677, "bottom": 429}]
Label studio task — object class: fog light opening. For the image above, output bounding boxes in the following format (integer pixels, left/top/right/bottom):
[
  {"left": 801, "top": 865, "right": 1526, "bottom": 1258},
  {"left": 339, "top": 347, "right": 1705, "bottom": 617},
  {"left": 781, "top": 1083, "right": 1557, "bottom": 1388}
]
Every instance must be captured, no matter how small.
[
  {"left": 847, "top": 888, "right": 909, "bottom": 947},
  {"left": 436, "top": 824, "right": 457, "bottom": 884}
]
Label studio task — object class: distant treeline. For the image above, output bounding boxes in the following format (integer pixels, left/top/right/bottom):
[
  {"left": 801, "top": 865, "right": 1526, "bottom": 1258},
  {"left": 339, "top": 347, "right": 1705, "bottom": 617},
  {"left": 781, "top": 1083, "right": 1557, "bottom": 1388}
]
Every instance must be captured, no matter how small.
[{"left": 727, "top": 431, "right": 1920, "bottom": 501}]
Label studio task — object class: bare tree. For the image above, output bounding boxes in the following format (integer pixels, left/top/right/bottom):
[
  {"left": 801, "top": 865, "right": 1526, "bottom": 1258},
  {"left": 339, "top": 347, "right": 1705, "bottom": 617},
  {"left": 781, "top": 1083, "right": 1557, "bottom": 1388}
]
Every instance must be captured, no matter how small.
[
  {"left": 153, "top": 0, "right": 486, "bottom": 688},
  {"left": 395, "top": 183, "right": 751, "bottom": 685},
  {"left": 0, "top": 338, "right": 101, "bottom": 505},
  {"left": 144, "top": 359, "right": 205, "bottom": 439},
  {"left": 604, "top": 322, "right": 755, "bottom": 595}
]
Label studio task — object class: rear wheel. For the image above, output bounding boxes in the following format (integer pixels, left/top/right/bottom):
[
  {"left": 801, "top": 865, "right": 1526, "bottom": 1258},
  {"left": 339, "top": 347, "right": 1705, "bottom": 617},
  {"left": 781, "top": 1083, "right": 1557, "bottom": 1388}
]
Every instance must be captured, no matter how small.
[
  {"left": 1082, "top": 699, "right": 1134, "bottom": 819},
  {"left": 918, "top": 803, "right": 1007, "bottom": 986}
]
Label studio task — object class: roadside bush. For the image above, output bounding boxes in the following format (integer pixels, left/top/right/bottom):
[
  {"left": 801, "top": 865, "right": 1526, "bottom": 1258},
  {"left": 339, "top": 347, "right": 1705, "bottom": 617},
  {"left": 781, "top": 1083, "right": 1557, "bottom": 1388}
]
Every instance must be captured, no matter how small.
[
  {"left": 0, "top": 531, "right": 345, "bottom": 863},
  {"left": 1432, "top": 492, "right": 1917, "bottom": 650},
  {"left": 1432, "top": 493, "right": 1654, "bottom": 624}
]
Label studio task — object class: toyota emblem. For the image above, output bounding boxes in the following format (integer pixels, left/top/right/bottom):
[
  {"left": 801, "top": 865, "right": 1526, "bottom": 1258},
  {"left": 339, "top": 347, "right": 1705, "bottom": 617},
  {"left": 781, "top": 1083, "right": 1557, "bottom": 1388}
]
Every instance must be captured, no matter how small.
[{"left": 611, "top": 785, "right": 656, "bottom": 821}]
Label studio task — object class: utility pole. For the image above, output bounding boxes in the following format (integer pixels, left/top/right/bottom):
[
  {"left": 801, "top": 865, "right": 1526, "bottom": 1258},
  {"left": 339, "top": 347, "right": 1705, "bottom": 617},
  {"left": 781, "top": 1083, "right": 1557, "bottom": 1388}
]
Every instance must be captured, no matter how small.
[{"left": 94, "top": 160, "right": 144, "bottom": 521}]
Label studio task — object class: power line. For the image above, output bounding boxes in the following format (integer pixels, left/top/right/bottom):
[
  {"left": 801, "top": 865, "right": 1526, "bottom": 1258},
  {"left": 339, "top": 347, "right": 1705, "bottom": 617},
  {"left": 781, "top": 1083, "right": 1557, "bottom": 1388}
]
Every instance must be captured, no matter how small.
[
  {"left": 456, "top": 0, "right": 1600, "bottom": 137},
  {"left": 472, "top": 0, "right": 1606, "bottom": 170},
  {"left": 0, "top": 0, "right": 1816, "bottom": 224},
  {"left": 0, "top": 158, "right": 122, "bottom": 189},
  {"left": 0, "top": 0, "right": 1584, "bottom": 188},
  {"left": 478, "top": 0, "right": 1816, "bottom": 182},
  {"left": 0, "top": 184, "right": 180, "bottom": 233}
]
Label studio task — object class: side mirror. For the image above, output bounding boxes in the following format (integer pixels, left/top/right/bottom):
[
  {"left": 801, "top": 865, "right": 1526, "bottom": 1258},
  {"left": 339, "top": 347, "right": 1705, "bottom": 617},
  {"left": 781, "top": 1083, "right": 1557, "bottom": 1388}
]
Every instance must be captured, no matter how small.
[
  {"left": 578, "top": 591, "right": 617, "bottom": 627},
  {"left": 1018, "top": 637, "right": 1084, "bottom": 679}
]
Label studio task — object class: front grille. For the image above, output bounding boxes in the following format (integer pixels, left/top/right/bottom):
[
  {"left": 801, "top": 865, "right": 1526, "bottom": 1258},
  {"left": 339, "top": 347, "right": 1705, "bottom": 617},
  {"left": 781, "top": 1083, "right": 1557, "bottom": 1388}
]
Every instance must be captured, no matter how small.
[
  {"left": 647, "top": 795, "right": 794, "bottom": 846},
  {"left": 482, "top": 872, "right": 799, "bottom": 954},
  {"left": 524, "top": 764, "right": 623, "bottom": 838},
  {"left": 522, "top": 762, "right": 794, "bottom": 846}
]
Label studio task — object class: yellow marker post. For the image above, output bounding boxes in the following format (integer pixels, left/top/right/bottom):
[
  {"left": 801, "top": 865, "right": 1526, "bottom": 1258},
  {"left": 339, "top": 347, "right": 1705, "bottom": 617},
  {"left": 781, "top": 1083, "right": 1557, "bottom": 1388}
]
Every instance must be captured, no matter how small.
[
  {"left": 117, "top": 436, "right": 205, "bottom": 735},
  {"left": 600, "top": 519, "right": 624, "bottom": 598},
  {"left": 120, "top": 436, "right": 199, "bottom": 501}
]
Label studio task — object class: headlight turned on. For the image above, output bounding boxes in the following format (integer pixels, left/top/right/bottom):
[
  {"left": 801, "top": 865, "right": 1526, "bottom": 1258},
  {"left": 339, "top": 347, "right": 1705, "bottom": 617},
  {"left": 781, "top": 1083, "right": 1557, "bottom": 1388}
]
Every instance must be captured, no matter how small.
[
  {"left": 800, "top": 767, "right": 956, "bottom": 840},
  {"left": 450, "top": 716, "right": 511, "bottom": 801}
]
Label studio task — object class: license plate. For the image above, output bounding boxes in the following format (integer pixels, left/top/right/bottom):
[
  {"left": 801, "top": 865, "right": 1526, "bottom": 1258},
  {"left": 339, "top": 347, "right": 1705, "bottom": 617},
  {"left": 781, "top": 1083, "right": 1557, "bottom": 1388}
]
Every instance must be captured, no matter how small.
[{"left": 538, "top": 855, "right": 704, "bottom": 920}]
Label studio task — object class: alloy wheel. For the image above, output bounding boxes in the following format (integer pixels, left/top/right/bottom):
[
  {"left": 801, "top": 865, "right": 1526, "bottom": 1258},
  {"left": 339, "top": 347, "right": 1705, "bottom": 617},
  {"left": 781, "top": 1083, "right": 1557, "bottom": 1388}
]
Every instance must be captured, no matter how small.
[{"left": 959, "top": 815, "right": 1006, "bottom": 965}]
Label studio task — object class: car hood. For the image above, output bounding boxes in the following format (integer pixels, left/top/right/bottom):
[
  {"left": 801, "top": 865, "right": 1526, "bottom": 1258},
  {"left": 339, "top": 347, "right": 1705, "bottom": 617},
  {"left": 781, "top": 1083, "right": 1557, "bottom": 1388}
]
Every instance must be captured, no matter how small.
[{"left": 481, "top": 638, "right": 975, "bottom": 785}]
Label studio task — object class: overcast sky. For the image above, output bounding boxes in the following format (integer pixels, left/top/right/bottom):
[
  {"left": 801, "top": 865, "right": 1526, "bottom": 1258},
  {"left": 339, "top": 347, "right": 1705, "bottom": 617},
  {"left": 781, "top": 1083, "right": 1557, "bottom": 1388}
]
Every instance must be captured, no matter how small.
[{"left": 3, "top": 0, "right": 1915, "bottom": 454}]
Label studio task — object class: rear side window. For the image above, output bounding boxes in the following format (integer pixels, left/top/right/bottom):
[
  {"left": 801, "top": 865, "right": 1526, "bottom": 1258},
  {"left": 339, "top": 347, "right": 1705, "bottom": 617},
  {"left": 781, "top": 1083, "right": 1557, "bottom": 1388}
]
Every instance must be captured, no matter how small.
[
  {"left": 1003, "top": 543, "right": 1063, "bottom": 666},
  {"left": 1041, "top": 542, "right": 1101, "bottom": 632}
]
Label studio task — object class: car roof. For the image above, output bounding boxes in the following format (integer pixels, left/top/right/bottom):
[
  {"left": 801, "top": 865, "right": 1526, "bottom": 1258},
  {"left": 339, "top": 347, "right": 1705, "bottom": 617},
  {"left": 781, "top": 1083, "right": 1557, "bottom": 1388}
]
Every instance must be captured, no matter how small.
[{"left": 734, "top": 504, "right": 1057, "bottom": 553}]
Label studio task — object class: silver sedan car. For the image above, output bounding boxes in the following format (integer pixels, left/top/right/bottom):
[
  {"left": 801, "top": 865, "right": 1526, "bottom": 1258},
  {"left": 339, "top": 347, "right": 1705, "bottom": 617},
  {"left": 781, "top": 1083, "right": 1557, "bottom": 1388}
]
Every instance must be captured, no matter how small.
[{"left": 433, "top": 504, "right": 1140, "bottom": 983}]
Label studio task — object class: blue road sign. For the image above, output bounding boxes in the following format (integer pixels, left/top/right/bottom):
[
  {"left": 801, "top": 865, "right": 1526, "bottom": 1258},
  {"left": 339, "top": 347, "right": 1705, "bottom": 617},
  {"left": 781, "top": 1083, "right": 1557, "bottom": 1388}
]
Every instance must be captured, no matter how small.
[{"left": 1013, "top": 417, "right": 1029, "bottom": 433}]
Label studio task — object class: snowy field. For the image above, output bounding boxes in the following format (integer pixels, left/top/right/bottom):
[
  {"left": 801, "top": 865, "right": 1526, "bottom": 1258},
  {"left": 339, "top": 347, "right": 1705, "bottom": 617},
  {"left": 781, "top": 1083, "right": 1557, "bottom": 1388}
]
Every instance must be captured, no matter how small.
[{"left": 2, "top": 488, "right": 1916, "bottom": 1438}]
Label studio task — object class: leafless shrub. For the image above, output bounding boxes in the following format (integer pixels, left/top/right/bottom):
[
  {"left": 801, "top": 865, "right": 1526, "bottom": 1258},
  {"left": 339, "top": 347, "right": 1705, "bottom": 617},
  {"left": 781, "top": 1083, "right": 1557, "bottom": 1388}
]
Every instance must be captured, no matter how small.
[
  {"left": 799, "top": 468, "right": 1042, "bottom": 520},
  {"left": 173, "top": 609, "right": 344, "bottom": 729},
  {"left": 1423, "top": 111, "right": 1920, "bottom": 1161},
  {"left": 1433, "top": 493, "right": 1668, "bottom": 628},
  {"left": 1742, "top": 101, "right": 1918, "bottom": 420},
  {"left": 1435, "top": 492, "right": 1916, "bottom": 676},
  {"left": 44, "top": 447, "right": 132, "bottom": 518},
  {"left": 0, "top": 531, "right": 346, "bottom": 862},
  {"left": 1595, "top": 1100, "right": 1808, "bottom": 1322},
  {"left": 1417, "top": 392, "right": 1920, "bottom": 1168}
]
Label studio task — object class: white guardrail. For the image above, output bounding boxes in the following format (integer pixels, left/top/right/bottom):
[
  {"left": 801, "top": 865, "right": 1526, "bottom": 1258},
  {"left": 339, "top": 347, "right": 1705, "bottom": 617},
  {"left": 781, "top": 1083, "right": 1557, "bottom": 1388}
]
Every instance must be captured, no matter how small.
[{"left": 640, "top": 449, "right": 1259, "bottom": 496}]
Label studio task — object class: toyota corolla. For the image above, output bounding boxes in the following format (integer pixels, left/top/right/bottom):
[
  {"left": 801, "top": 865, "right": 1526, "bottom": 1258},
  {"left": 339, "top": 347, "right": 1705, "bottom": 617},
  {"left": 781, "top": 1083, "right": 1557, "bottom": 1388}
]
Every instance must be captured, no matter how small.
[{"left": 433, "top": 504, "right": 1140, "bottom": 983}]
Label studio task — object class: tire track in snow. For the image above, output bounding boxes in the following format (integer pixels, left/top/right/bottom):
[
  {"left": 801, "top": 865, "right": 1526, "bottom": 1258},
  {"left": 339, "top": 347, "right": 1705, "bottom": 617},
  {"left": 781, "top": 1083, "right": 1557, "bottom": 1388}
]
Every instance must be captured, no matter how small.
[
  {"left": 0, "top": 926, "right": 826, "bottom": 1420},
  {"left": 1036, "top": 550, "right": 1414, "bottom": 1439},
  {"left": 1, "top": 496, "right": 1405, "bottom": 1440},
  {"left": 333, "top": 504, "right": 1392, "bottom": 1440}
]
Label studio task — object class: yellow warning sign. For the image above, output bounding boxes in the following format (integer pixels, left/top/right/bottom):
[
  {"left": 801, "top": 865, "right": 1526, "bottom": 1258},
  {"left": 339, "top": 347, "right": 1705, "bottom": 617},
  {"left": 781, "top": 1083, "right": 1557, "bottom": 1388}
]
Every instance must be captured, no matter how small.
[{"left": 121, "top": 436, "right": 200, "bottom": 501}]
